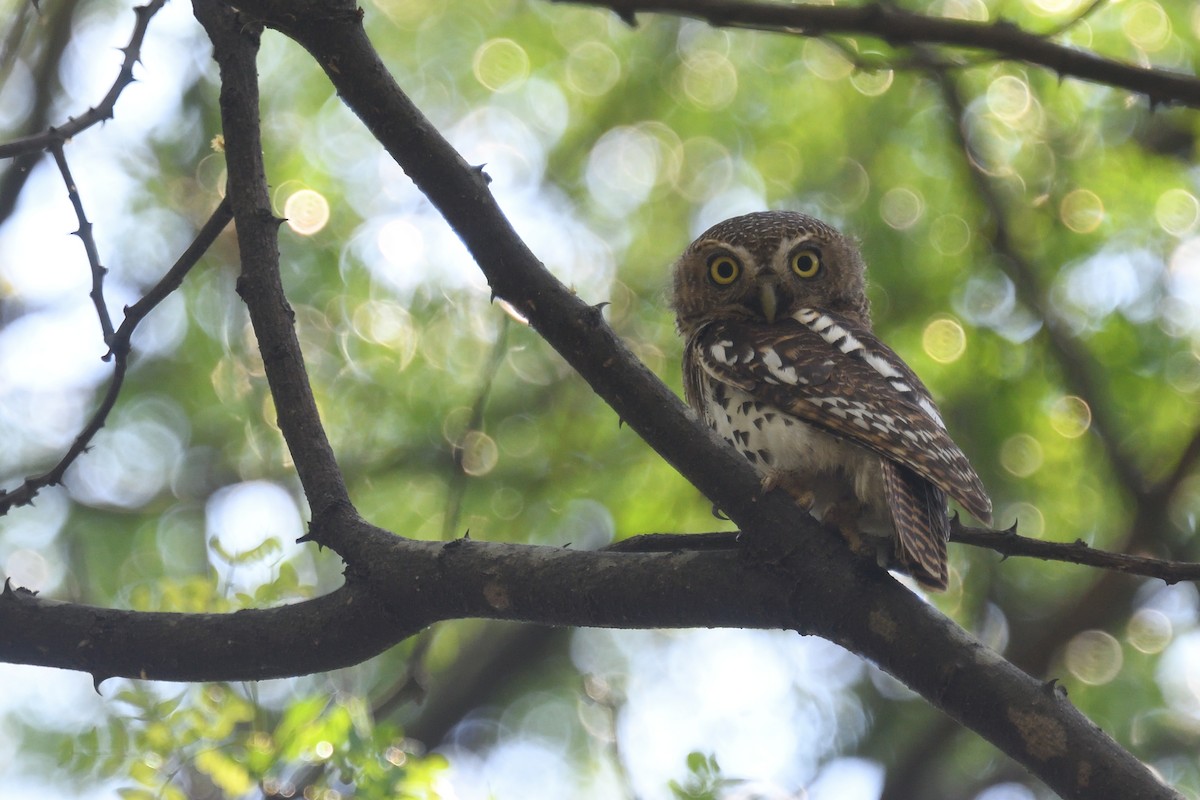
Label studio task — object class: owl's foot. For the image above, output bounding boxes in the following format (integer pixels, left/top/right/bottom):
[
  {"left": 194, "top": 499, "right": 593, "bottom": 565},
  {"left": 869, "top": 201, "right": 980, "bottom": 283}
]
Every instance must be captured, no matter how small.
[
  {"left": 761, "top": 470, "right": 815, "bottom": 511},
  {"left": 822, "top": 499, "right": 885, "bottom": 565}
]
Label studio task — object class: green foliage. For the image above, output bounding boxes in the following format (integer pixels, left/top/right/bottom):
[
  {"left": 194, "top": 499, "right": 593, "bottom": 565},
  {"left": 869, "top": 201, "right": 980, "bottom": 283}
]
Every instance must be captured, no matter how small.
[
  {"left": 51, "top": 683, "right": 446, "bottom": 799},
  {"left": 668, "top": 752, "right": 737, "bottom": 800}
]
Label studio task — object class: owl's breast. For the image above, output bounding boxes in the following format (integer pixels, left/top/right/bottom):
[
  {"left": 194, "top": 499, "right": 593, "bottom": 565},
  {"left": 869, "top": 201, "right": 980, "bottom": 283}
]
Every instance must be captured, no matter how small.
[{"left": 700, "top": 378, "right": 891, "bottom": 535}]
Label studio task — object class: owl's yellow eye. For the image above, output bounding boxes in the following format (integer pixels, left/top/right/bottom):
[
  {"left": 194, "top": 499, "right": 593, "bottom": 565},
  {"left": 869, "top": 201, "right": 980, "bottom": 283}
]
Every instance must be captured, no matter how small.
[
  {"left": 707, "top": 253, "right": 742, "bottom": 286},
  {"left": 790, "top": 247, "right": 822, "bottom": 279}
]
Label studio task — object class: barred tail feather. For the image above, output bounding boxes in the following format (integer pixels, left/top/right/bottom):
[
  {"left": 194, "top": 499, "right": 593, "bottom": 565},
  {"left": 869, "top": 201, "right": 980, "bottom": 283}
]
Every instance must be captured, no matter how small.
[{"left": 882, "top": 460, "right": 950, "bottom": 591}]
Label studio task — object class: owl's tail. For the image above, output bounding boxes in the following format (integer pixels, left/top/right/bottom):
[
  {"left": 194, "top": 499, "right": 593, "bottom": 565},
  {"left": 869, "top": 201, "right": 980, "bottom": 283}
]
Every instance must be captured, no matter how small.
[{"left": 882, "top": 460, "right": 950, "bottom": 591}]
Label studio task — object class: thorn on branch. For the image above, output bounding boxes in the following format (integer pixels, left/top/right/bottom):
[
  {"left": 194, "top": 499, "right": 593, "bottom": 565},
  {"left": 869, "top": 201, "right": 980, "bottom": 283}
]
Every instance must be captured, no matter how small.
[
  {"left": 442, "top": 534, "right": 470, "bottom": 551},
  {"left": 584, "top": 301, "right": 610, "bottom": 328},
  {"left": 2, "top": 577, "right": 38, "bottom": 600},
  {"left": 470, "top": 163, "right": 493, "bottom": 185}
]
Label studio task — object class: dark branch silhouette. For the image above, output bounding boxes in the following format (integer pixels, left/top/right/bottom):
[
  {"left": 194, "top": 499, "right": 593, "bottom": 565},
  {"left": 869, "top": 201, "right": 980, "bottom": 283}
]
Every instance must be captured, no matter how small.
[
  {"left": 0, "top": 0, "right": 79, "bottom": 225},
  {"left": 0, "top": 199, "right": 233, "bottom": 515},
  {"left": 617, "top": 524, "right": 1200, "bottom": 584},
  {"left": 0, "top": 0, "right": 167, "bottom": 161},
  {"left": 0, "top": 1, "right": 1189, "bottom": 798},
  {"left": 950, "top": 521, "right": 1200, "bottom": 583},
  {"left": 558, "top": 0, "right": 1200, "bottom": 108},
  {"left": 50, "top": 143, "right": 114, "bottom": 343}
]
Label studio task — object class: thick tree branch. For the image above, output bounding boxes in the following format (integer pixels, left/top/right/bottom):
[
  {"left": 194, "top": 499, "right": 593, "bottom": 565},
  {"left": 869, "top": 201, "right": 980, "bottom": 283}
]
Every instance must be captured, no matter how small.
[
  {"left": 621, "top": 525, "right": 1200, "bottom": 584},
  {"left": 0, "top": 1, "right": 1180, "bottom": 797},
  {"left": 0, "top": 577, "right": 394, "bottom": 683},
  {"left": 181, "top": 1, "right": 1173, "bottom": 796},
  {"left": 192, "top": 0, "right": 352, "bottom": 529},
  {"left": 0, "top": 512, "right": 1181, "bottom": 799},
  {"left": 558, "top": 0, "right": 1200, "bottom": 108}
]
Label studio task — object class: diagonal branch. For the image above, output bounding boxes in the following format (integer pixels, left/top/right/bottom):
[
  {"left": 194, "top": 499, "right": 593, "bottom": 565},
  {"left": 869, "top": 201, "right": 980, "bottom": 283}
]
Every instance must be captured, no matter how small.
[
  {"left": 110, "top": 199, "right": 234, "bottom": 358},
  {"left": 0, "top": 198, "right": 233, "bottom": 517},
  {"left": 0, "top": 0, "right": 78, "bottom": 225},
  {"left": 209, "top": 2, "right": 1179, "bottom": 796},
  {"left": 191, "top": 0, "right": 352, "bottom": 534},
  {"left": 0, "top": 0, "right": 168, "bottom": 161},
  {"left": 1148, "top": 421, "right": 1200, "bottom": 503},
  {"left": 50, "top": 143, "right": 114, "bottom": 343},
  {"left": 618, "top": 525, "right": 1200, "bottom": 584},
  {"left": 556, "top": 0, "right": 1200, "bottom": 108},
  {"left": 950, "top": 521, "right": 1200, "bottom": 584},
  {"left": 931, "top": 66, "right": 1147, "bottom": 497}
]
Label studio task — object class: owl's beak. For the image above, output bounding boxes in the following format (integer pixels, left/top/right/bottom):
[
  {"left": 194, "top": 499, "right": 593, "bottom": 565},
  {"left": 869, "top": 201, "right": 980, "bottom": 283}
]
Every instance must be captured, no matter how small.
[{"left": 758, "top": 283, "right": 778, "bottom": 324}]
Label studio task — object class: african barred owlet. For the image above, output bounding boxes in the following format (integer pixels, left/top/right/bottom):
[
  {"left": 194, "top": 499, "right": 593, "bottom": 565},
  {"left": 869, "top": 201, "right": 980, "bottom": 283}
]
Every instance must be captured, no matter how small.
[{"left": 671, "top": 211, "right": 991, "bottom": 590}]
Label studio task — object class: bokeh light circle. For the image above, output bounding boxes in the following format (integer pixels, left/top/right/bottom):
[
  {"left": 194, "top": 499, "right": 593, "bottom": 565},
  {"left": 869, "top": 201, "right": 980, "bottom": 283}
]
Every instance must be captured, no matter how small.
[
  {"left": 566, "top": 41, "right": 621, "bottom": 97},
  {"left": 922, "top": 318, "right": 966, "bottom": 364},
  {"left": 880, "top": 187, "right": 924, "bottom": 230},
  {"left": 1060, "top": 189, "right": 1104, "bottom": 234},
  {"left": 1064, "top": 630, "right": 1123, "bottom": 685},
  {"left": 283, "top": 189, "right": 330, "bottom": 235},
  {"left": 473, "top": 38, "right": 531, "bottom": 93},
  {"left": 1156, "top": 189, "right": 1200, "bottom": 236},
  {"left": 460, "top": 430, "right": 500, "bottom": 477},
  {"left": 1049, "top": 395, "right": 1091, "bottom": 439},
  {"left": 1000, "top": 434, "right": 1043, "bottom": 477},
  {"left": 1127, "top": 609, "right": 1172, "bottom": 654}
]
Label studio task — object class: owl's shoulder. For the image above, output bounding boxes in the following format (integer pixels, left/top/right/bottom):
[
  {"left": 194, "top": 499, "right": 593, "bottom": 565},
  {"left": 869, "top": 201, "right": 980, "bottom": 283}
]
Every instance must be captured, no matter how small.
[{"left": 687, "top": 309, "right": 933, "bottom": 413}]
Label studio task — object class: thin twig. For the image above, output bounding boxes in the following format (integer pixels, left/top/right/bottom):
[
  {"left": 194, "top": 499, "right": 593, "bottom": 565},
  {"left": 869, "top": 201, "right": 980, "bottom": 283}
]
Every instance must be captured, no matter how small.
[
  {"left": 950, "top": 519, "right": 1200, "bottom": 584},
  {"left": 0, "top": 0, "right": 79, "bottom": 225},
  {"left": 51, "top": 143, "right": 114, "bottom": 343},
  {"left": 558, "top": 0, "right": 1200, "bottom": 108},
  {"left": 616, "top": 524, "right": 1200, "bottom": 584},
  {"left": 0, "top": 198, "right": 233, "bottom": 516},
  {"left": 109, "top": 197, "right": 234, "bottom": 357},
  {"left": 0, "top": 0, "right": 167, "bottom": 161}
]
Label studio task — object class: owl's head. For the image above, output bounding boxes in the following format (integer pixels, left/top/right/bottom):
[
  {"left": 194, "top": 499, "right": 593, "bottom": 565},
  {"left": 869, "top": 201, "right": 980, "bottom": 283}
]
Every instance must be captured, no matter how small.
[{"left": 670, "top": 211, "right": 871, "bottom": 337}]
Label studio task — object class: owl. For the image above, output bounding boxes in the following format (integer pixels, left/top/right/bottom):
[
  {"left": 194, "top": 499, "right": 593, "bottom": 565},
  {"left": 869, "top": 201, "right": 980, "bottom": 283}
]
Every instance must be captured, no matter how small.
[{"left": 671, "top": 211, "right": 992, "bottom": 591}]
